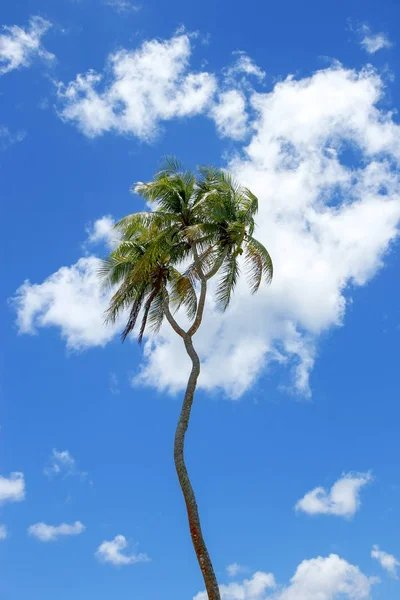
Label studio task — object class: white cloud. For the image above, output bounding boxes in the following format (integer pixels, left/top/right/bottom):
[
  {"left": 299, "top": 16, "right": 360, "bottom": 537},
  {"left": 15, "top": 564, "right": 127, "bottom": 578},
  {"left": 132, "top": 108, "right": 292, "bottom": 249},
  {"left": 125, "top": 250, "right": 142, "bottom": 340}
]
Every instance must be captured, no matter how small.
[
  {"left": 0, "top": 525, "right": 7, "bottom": 540},
  {"left": 13, "top": 257, "right": 120, "bottom": 350},
  {"left": 0, "top": 16, "right": 54, "bottom": 75},
  {"left": 360, "top": 25, "right": 392, "bottom": 54},
  {"left": 0, "top": 126, "right": 26, "bottom": 150},
  {"left": 43, "top": 449, "right": 85, "bottom": 479},
  {"left": 275, "top": 554, "right": 376, "bottom": 600},
  {"left": 371, "top": 545, "right": 400, "bottom": 579},
  {"left": 211, "top": 90, "right": 248, "bottom": 139},
  {"left": 95, "top": 534, "right": 150, "bottom": 566},
  {"left": 295, "top": 472, "right": 373, "bottom": 517},
  {"left": 226, "top": 562, "right": 247, "bottom": 577},
  {"left": 85, "top": 215, "right": 119, "bottom": 249},
  {"left": 13, "top": 61, "right": 400, "bottom": 399},
  {"left": 195, "top": 571, "right": 276, "bottom": 600},
  {"left": 57, "top": 34, "right": 217, "bottom": 140},
  {"left": 136, "top": 64, "right": 400, "bottom": 398},
  {"left": 0, "top": 472, "right": 25, "bottom": 504},
  {"left": 104, "top": 0, "right": 141, "bottom": 13},
  {"left": 109, "top": 372, "right": 120, "bottom": 395},
  {"left": 28, "top": 521, "right": 85, "bottom": 542},
  {"left": 228, "top": 52, "right": 266, "bottom": 82},
  {"left": 195, "top": 555, "right": 376, "bottom": 600}
]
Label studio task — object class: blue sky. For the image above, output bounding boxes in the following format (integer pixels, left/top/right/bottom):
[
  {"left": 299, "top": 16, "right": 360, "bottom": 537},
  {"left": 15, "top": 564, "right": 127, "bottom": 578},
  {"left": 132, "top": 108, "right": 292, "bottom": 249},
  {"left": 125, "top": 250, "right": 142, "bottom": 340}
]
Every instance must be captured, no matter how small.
[{"left": 1, "top": 0, "right": 400, "bottom": 599}]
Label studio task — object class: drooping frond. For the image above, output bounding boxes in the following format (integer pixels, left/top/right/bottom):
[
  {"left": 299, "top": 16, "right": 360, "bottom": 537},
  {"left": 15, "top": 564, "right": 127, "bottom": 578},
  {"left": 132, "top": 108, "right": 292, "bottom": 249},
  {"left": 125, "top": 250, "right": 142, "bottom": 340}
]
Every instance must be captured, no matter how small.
[
  {"left": 245, "top": 236, "right": 273, "bottom": 284},
  {"left": 215, "top": 253, "right": 240, "bottom": 312},
  {"left": 169, "top": 268, "right": 198, "bottom": 321},
  {"left": 146, "top": 290, "right": 165, "bottom": 336},
  {"left": 244, "top": 242, "right": 263, "bottom": 294},
  {"left": 138, "top": 288, "right": 158, "bottom": 345},
  {"left": 120, "top": 288, "right": 147, "bottom": 342}
]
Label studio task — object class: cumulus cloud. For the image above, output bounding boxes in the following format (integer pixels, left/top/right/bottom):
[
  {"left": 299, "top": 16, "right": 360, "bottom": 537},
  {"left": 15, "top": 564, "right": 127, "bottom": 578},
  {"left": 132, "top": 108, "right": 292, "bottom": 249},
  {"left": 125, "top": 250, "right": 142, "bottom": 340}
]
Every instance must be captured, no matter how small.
[
  {"left": 195, "top": 571, "right": 276, "bottom": 600},
  {"left": 211, "top": 90, "right": 248, "bottom": 139},
  {"left": 0, "top": 525, "right": 7, "bottom": 540},
  {"left": 0, "top": 126, "right": 26, "bottom": 151},
  {"left": 95, "top": 534, "right": 150, "bottom": 566},
  {"left": 371, "top": 545, "right": 400, "bottom": 579},
  {"left": 0, "top": 16, "right": 54, "bottom": 75},
  {"left": 195, "top": 555, "right": 376, "bottom": 600},
  {"left": 28, "top": 521, "right": 85, "bottom": 542},
  {"left": 85, "top": 215, "right": 119, "bottom": 249},
  {"left": 0, "top": 472, "right": 25, "bottom": 504},
  {"left": 137, "top": 64, "right": 400, "bottom": 398},
  {"left": 13, "top": 257, "right": 120, "bottom": 350},
  {"left": 57, "top": 34, "right": 217, "bottom": 140},
  {"left": 13, "top": 60, "right": 400, "bottom": 399},
  {"left": 295, "top": 472, "right": 373, "bottom": 517},
  {"left": 359, "top": 25, "right": 392, "bottom": 54}
]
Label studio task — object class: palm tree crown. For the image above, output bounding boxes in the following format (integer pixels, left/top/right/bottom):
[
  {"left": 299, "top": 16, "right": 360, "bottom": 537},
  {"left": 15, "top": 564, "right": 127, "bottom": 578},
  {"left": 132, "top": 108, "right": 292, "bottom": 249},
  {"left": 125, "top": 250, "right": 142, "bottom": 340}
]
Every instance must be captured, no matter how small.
[{"left": 100, "top": 157, "right": 273, "bottom": 340}]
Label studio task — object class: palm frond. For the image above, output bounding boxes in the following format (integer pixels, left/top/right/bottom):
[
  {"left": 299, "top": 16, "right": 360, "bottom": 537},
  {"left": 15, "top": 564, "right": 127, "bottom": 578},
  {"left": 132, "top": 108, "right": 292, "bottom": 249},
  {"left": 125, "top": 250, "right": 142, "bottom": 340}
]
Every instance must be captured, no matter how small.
[
  {"left": 120, "top": 289, "right": 146, "bottom": 342},
  {"left": 215, "top": 253, "right": 240, "bottom": 311},
  {"left": 245, "top": 236, "right": 273, "bottom": 284},
  {"left": 138, "top": 288, "right": 158, "bottom": 344},
  {"left": 147, "top": 291, "right": 165, "bottom": 336},
  {"left": 169, "top": 268, "right": 198, "bottom": 321},
  {"left": 244, "top": 242, "right": 263, "bottom": 294},
  {"left": 158, "top": 155, "right": 184, "bottom": 175}
]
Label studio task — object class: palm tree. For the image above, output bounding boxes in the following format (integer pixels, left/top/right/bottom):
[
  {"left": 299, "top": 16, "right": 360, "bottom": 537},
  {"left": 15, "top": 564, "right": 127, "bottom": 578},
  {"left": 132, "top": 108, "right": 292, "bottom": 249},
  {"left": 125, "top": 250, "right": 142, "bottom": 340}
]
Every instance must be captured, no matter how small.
[{"left": 100, "top": 158, "right": 273, "bottom": 600}]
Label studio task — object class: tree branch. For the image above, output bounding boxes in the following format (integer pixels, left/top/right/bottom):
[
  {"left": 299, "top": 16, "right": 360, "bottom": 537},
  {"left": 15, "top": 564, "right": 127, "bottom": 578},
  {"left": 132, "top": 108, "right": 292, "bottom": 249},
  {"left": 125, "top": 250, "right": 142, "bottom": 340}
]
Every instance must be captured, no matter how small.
[
  {"left": 163, "top": 290, "right": 186, "bottom": 338},
  {"left": 187, "top": 244, "right": 207, "bottom": 337}
]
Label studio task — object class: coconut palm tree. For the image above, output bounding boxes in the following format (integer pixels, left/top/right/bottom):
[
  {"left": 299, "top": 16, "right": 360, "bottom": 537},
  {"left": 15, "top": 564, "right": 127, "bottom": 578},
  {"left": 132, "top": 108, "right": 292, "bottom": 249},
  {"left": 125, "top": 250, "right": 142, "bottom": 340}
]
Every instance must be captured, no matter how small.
[{"left": 100, "top": 158, "right": 273, "bottom": 600}]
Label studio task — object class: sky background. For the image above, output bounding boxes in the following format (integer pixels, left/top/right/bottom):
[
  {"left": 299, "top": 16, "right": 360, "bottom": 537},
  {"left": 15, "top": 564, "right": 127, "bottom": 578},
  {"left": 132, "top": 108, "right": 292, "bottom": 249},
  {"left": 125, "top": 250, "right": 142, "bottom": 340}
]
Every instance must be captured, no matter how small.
[{"left": 1, "top": 1, "right": 400, "bottom": 599}]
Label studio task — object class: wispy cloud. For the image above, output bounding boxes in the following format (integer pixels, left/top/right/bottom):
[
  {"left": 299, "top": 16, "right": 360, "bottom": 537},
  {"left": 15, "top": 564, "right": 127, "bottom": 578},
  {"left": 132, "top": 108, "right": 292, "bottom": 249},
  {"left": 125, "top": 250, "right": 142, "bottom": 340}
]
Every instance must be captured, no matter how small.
[
  {"left": 44, "top": 449, "right": 75, "bottom": 477},
  {"left": 0, "top": 16, "right": 54, "bottom": 75},
  {"left": 372, "top": 545, "right": 400, "bottom": 579},
  {"left": 43, "top": 449, "right": 89, "bottom": 482},
  {"left": 104, "top": 0, "right": 141, "bottom": 13},
  {"left": 0, "top": 525, "right": 7, "bottom": 540},
  {"left": 109, "top": 372, "right": 120, "bottom": 395},
  {"left": 295, "top": 472, "right": 373, "bottom": 518},
  {"left": 0, "top": 126, "right": 26, "bottom": 150},
  {"left": 358, "top": 24, "right": 392, "bottom": 54},
  {"left": 227, "top": 51, "right": 266, "bottom": 82}
]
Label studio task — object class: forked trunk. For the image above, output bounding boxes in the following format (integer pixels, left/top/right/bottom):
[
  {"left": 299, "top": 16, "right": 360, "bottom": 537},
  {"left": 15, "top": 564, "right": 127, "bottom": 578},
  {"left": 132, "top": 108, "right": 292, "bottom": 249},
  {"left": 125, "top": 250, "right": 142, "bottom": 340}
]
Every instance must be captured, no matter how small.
[{"left": 174, "top": 334, "right": 221, "bottom": 600}]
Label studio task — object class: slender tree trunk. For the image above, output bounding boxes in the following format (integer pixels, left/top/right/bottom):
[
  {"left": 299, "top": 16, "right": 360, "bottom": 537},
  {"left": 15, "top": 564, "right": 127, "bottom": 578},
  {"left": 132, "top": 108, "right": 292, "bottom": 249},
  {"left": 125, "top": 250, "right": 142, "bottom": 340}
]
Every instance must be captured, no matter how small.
[{"left": 174, "top": 333, "right": 221, "bottom": 600}]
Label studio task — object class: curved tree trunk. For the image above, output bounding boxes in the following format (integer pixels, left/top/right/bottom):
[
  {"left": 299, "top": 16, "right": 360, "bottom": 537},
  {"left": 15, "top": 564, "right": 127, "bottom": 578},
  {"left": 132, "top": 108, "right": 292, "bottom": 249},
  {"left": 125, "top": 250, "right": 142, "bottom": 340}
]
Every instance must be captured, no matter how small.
[{"left": 174, "top": 333, "right": 221, "bottom": 600}]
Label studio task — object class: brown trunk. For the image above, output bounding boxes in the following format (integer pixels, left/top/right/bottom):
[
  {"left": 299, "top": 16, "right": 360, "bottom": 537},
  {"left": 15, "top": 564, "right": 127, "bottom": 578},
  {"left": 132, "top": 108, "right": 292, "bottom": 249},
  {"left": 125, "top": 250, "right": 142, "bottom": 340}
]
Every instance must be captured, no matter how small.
[{"left": 174, "top": 333, "right": 221, "bottom": 600}]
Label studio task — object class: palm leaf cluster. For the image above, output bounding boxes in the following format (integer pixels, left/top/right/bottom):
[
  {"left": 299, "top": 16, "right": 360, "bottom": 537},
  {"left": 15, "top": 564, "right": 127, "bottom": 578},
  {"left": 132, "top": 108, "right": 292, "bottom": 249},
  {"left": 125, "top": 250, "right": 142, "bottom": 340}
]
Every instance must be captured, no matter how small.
[{"left": 100, "top": 157, "right": 273, "bottom": 342}]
